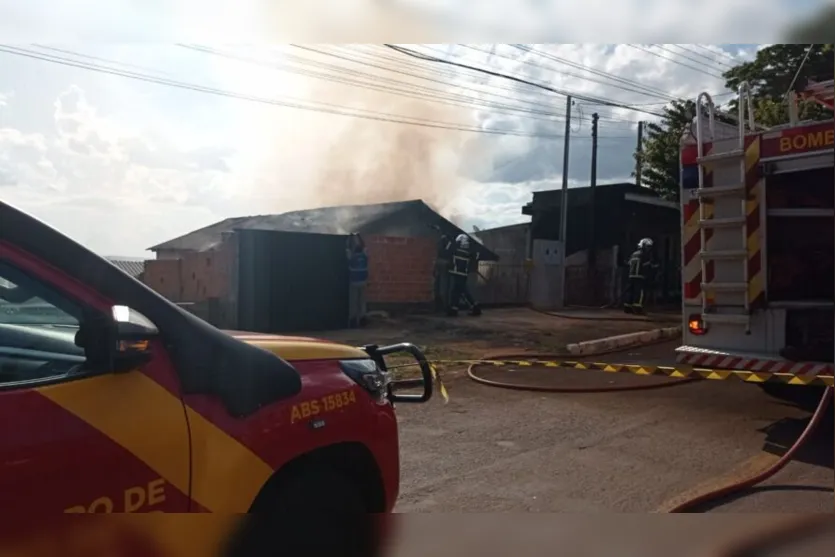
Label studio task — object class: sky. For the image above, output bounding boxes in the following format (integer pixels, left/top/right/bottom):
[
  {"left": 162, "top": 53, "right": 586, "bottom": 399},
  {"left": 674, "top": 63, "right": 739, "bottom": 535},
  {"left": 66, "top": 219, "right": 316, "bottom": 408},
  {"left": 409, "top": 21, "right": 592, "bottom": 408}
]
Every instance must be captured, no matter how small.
[{"left": 0, "top": 1, "right": 829, "bottom": 257}]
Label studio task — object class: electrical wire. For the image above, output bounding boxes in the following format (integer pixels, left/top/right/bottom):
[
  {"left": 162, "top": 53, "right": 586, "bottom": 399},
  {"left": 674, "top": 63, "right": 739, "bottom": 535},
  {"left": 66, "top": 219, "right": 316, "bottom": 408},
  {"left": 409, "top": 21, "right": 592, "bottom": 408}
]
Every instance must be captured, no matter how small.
[
  {"left": 357, "top": 44, "right": 641, "bottom": 130},
  {"left": 671, "top": 44, "right": 734, "bottom": 69},
  {"left": 0, "top": 45, "right": 566, "bottom": 139},
  {"left": 784, "top": 44, "right": 817, "bottom": 102},
  {"left": 181, "top": 43, "right": 574, "bottom": 125},
  {"left": 693, "top": 44, "right": 740, "bottom": 64},
  {"left": 334, "top": 45, "right": 576, "bottom": 115},
  {"left": 183, "top": 44, "right": 634, "bottom": 140},
  {"left": 461, "top": 44, "right": 679, "bottom": 102},
  {"left": 627, "top": 44, "right": 724, "bottom": 79},
  {"left": 384, "top": 44, "right": 667, "bottom": 118},
  {"left": 651, "top": 44, "right": 729, "bottom": 75},
  {"left": 511, "top": 44, "right": 681, "bottom": 102}
]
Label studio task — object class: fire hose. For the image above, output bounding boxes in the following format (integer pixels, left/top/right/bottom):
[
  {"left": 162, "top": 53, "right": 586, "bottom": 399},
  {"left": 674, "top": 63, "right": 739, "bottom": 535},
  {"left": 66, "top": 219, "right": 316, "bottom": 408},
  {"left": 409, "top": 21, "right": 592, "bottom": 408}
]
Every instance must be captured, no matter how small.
[{"left": 464, "top": 344, "right": 833, "bottom": 518}]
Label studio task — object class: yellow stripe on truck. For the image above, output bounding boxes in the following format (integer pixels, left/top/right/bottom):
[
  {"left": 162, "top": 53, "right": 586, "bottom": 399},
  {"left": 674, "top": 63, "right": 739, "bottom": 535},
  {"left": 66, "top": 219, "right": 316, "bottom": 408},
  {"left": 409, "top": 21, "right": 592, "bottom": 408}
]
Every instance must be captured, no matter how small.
[{"left": 37, "top": 371, "right": 274, "bottom": 513}]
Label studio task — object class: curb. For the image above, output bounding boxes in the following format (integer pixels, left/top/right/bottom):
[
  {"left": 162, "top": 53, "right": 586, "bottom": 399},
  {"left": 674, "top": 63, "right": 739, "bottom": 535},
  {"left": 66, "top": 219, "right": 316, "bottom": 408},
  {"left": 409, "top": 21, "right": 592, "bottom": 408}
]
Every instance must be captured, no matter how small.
[{"left": 565, "top": 326, "right": 682, "bottom": 357}]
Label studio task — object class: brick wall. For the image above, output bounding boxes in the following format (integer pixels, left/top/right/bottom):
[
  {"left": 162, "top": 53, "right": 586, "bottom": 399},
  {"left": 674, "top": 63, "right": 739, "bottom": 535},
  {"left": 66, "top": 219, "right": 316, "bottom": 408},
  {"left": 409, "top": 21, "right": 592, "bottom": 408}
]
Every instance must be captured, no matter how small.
[
  {"left": 143, "top": 240, "right": 235, "bottom": 303},
  {"left": 145, "top": 233, "right": 435, "bottom": 313},
  {"left": 365, "top": 235, "right": 435, "bottom": 305}
]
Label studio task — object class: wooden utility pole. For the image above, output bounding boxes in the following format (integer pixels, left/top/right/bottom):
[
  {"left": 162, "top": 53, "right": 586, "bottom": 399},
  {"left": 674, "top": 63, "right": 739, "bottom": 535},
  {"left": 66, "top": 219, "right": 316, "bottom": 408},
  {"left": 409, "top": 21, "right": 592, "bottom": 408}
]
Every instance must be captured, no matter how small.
[
  {"left": 588, "top": 113, "right": 599, "bottom": 271},
  {"left": 635, "top": 121, "right": 644, "bottom": 187},
  {"left": 557, "top": 95, "right": 572, "bottom": 308}
]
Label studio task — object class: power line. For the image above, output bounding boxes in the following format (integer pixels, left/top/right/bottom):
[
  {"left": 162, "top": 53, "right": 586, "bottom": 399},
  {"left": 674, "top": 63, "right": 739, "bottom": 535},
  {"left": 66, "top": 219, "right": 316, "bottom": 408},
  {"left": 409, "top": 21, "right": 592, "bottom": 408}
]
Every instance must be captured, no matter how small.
[
  {"left": 461, "top": 44, "right": 678, "bottom": 102},
  {"left": 384, "top": 44, "right": 666, "bottom": 118},
  {"left": 187, "top": 44, "right": 635, "bottom": 139},
  {"left": 182, "top": 43, "right": 572, "bottom": 125},
  {"left": 651, "top": 44, "right": 728, "bottom": 75},
  {"left": 627, "top": 44, "right": 724, "bottom": 79},
  {"left": 409, "top": 44, "right": 643, "bottom": 124},
  {"left": 784, "top": 44, "right": 816, "bottom": 101},
  {"left": 0, "top": 44, "right": 570, "bottom": 139},
  {"left": 693, "top": 44, "right": 740, "bottom": 64},
  {"left": 29, "top": 44, "right": 176, "bottom": 78},
  {"left": 671, "top": 44, "right": 734, "bottom": 69},
  {"left": 510, "top": 44, "right": 680, "bottom": 102}
]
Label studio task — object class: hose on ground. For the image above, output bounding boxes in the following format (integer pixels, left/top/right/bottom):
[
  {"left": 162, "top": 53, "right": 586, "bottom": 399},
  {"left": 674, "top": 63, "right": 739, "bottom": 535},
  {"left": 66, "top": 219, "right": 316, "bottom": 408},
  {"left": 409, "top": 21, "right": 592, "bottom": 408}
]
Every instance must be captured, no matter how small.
[
  {"left": 466, "top": 350, "right": 833, "bottom": 519},
  {"left": 466, "top": 337, "right": 696, "bottom": 394},
  {"left": 666, "top": 385, "right": 832, "bottom": 513},
  {"left": 529, "top": 305, "right": 679, "bottom": 324}
]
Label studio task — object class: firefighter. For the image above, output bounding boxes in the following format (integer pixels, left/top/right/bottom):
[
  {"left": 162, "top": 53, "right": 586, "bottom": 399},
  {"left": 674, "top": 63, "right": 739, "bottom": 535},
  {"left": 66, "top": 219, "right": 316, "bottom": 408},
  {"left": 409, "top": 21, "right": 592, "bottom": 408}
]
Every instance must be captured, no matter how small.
[
  {"left": 623, "top": 237, "right": 658, "bottom": 315},
  {"left": 346, "top": 233, "right": 369, "bottom": 328},
  {"left": 447, "top": 233, "right": 482, "bottom": 317},
  {"left": 433, "top": 228, "right": 454, "bottom": 313}
]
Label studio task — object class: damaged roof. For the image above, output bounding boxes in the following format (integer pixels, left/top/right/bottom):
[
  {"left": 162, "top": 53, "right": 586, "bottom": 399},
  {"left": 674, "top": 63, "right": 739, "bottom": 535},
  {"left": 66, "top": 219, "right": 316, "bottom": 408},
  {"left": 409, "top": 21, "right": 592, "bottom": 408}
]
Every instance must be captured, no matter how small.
[{"left": 149, "top": 199, "right": 499, "bottom": 261}]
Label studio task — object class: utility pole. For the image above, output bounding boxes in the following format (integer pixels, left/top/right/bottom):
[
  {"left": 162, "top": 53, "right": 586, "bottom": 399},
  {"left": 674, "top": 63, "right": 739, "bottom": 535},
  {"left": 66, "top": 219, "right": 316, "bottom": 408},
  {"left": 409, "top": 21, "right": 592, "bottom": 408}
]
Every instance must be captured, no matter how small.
[
  {"left": 557, "top": 96, "right": 572, "bottom": 308},
  {"left": 588, "top": 113, "right": 599, "bottom": 272},
  {"left": 635, "top": 121, "right": 644, "bottom": 187}
]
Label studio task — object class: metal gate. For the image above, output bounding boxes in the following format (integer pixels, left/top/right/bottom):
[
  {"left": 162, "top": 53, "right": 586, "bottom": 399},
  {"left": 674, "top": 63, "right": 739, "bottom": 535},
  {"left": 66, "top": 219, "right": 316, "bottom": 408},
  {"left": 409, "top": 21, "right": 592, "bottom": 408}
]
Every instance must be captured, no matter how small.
[{"left": 237, "top": 229, "right": 349, "bottom": 333}]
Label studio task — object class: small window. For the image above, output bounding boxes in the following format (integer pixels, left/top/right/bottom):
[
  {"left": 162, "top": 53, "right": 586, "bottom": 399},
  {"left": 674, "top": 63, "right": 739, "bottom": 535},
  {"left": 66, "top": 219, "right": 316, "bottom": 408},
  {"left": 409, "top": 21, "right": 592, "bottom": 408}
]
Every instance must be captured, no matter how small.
[{"left": 0, "top": 260, "right": 86, "bottom": 386}]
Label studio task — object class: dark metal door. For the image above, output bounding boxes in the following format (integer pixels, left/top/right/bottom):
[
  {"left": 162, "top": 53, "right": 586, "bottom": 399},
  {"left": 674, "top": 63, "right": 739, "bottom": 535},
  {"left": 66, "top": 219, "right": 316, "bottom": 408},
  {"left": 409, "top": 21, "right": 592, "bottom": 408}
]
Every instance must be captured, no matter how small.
[{"left": 237, "top": 229, "right": 349, "bottom": 333}]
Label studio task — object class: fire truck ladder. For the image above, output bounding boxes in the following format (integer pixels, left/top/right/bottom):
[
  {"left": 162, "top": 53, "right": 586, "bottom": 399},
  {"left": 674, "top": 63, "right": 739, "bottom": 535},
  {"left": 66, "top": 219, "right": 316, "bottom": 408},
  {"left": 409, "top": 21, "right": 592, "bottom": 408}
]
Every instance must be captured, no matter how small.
[{"left": 694, "top": 82, "right": 756, "bottom": 331}]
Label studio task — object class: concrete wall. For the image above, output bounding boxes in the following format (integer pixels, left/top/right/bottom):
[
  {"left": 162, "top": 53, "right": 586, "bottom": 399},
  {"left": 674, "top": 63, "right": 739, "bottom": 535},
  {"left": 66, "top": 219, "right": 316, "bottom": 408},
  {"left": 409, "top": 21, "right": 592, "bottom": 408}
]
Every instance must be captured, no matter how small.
[{"left": 474, "top": 223, "right": 530, "bottom": 265}]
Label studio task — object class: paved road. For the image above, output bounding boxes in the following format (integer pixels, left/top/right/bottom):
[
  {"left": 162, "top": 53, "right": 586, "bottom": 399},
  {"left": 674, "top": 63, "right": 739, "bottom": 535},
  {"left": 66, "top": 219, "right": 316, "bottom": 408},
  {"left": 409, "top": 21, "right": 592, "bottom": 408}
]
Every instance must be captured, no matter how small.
[{"left": 393, "top": 340, "right": 833, "bottom": 513}]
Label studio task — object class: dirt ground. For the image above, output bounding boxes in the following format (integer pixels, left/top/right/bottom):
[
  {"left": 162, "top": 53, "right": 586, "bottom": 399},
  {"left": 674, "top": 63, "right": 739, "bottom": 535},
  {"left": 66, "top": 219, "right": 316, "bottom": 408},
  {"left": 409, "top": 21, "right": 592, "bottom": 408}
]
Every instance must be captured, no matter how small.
[{"left": 313, "top": 307, "right": 679, "bottom": 378}]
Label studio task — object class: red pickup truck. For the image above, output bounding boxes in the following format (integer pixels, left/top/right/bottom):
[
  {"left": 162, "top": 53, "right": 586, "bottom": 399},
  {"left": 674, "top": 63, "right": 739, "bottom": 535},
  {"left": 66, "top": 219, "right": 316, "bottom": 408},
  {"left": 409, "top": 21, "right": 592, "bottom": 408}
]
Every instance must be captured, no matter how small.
[{"left": 0, "top": 200, "right": 433, "bottom": 556}]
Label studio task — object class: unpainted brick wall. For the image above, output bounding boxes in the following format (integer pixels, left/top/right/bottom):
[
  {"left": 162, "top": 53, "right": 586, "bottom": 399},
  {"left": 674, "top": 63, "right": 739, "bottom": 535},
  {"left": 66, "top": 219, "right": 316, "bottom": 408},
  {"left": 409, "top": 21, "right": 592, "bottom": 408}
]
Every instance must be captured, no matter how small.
[
  {"left": 365, "top": 235, "right": 435, "bottom": 304},
  {"left": 143, "top": 240, "right": 235, "bottom": 303}
]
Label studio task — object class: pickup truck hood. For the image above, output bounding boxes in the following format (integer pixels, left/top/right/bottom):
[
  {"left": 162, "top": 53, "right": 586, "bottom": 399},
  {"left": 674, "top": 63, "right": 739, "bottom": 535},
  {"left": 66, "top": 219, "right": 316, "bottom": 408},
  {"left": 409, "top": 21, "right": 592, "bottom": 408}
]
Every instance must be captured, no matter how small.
[{"left": 223, "top": 330, "right": 368, "bottom": 361}]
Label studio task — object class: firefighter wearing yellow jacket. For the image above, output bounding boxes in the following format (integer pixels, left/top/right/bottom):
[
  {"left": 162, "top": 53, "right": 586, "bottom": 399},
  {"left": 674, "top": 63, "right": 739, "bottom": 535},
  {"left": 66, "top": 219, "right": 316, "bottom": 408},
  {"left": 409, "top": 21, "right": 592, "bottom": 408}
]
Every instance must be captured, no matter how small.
[{"left": 447, "top": 234, "right": 482, "bottom": 317}]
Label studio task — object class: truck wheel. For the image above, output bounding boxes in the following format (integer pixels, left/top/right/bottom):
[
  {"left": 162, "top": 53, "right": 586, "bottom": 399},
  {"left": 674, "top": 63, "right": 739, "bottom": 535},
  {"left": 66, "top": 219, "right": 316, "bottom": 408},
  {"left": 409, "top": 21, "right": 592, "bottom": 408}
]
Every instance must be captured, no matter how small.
[{"left": 223, "top": 466, "right": 378, "bottom": 557}]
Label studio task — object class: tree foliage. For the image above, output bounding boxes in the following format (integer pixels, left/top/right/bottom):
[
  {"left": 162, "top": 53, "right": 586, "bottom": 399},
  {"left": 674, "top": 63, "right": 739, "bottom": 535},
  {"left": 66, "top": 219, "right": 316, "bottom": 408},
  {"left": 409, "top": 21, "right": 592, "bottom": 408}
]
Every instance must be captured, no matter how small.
[
  {"left": 723, "top": 44, "right": 833, "bottom": 127},
  {"left": 635, "top": 43, "right": 834, "bottom": 200},
  {"left": 632, "top": 100, "right": 694, "bottom": 201}
]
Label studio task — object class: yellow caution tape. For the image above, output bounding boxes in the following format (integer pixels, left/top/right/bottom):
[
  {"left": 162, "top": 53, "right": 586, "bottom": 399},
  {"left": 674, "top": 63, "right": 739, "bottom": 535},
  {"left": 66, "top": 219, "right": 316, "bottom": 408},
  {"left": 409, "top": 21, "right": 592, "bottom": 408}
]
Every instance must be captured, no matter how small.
[
  {"left": 430, "top": 364, "right": 449, "bottom": 403},
  {"left": 400, "top": 359, "right": 835, "bottom": 388}
]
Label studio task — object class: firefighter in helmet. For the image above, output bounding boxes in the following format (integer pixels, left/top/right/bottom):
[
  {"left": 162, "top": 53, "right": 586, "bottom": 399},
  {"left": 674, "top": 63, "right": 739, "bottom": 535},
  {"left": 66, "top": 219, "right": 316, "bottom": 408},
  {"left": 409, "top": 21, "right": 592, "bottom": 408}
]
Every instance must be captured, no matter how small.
[
  {"left": 623, "top": 237, "right": 658, "bottom": 315},
  {"left": 447, "top": 233, "right": 482, "bottom": 317}
]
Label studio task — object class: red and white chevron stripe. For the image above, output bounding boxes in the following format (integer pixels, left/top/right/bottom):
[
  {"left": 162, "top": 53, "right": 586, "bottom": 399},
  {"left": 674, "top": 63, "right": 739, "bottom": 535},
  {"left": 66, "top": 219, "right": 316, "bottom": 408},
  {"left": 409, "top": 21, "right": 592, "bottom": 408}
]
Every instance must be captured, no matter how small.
[{"left": 676, "top": 352, "right": 833, "bottom": 376}]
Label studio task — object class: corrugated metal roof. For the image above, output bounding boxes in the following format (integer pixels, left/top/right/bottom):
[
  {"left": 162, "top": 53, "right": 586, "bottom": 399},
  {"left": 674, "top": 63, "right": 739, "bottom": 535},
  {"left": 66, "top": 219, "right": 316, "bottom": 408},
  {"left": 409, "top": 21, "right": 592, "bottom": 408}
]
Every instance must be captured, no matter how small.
[
  {"left": 106, "top": 258, "right": 145, "bottom": 279},
  {"left": 147, "top": 199, "right": 500, "bottom": 261}
]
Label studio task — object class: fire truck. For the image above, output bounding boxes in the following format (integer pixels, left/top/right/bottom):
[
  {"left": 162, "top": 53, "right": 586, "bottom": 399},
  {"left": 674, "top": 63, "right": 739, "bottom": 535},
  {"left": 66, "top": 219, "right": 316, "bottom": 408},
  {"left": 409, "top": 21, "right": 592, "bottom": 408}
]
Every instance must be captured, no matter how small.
[
  {"left": 0, "top": 199, "right": 434, "bottom": 554},
  {"left": 677, "top": 79, "right": 834, "bottom": 387}
]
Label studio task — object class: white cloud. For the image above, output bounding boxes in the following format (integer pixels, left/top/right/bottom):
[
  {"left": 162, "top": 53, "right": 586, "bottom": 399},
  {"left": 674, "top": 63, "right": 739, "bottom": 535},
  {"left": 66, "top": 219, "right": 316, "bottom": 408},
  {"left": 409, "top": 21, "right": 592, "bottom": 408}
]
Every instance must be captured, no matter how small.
[{"left": 0, "top": 39, "right": 771, "bottom": 257}]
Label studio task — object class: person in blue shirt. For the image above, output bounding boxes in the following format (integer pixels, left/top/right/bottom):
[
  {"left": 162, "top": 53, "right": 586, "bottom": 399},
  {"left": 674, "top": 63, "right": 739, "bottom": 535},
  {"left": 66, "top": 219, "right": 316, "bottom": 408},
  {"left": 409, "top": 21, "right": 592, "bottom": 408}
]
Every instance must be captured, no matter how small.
[{"left": 347, "top": 233, "right": 369, "bottom": 328}]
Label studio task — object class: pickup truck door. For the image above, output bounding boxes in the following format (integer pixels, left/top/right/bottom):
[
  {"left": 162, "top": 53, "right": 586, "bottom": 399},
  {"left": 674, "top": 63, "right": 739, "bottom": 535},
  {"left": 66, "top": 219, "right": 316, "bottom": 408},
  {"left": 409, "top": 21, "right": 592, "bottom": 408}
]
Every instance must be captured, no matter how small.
[{"left": 0, "top": 244, "right": 191, "bottom": 518}]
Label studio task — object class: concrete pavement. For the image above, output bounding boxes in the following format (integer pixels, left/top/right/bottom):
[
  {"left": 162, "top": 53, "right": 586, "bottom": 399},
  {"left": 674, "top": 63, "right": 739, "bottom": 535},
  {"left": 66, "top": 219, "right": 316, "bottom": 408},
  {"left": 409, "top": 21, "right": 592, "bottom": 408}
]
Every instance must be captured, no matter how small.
[{"left": 394, "top": 340, "right": 833, "bottom": 513}]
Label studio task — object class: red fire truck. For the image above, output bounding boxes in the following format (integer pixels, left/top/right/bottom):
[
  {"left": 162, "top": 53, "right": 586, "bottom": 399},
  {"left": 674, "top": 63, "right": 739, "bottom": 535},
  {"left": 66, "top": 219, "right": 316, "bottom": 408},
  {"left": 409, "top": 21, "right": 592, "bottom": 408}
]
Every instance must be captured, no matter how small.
[
  {"left": 677, "top": 79, "right": 834, "bottom": 386},
  {"left": 0, "top": 200, "right": 433, "bottom": 554}
]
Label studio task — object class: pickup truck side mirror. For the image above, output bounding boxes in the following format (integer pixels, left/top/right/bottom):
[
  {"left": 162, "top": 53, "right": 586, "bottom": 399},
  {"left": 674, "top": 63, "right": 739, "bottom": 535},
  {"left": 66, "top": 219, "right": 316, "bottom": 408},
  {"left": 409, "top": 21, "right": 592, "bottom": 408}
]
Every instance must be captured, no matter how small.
[{"left": 78, "top": 305, "right": 160, "bottom": 374}]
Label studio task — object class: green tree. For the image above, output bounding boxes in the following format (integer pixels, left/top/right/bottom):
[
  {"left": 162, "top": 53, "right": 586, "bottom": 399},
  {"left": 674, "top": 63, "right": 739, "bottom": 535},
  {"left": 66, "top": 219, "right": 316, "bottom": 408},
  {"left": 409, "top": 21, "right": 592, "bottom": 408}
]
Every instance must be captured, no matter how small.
[
  {"left": 723, "top": 43, "right": 833, "bottom": 127},
  {"left": 633, "top": 99, "right": 695, "bottom": 201},
  {"left": 634, "top": 43, "right": 833, "bottom": 200}
]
